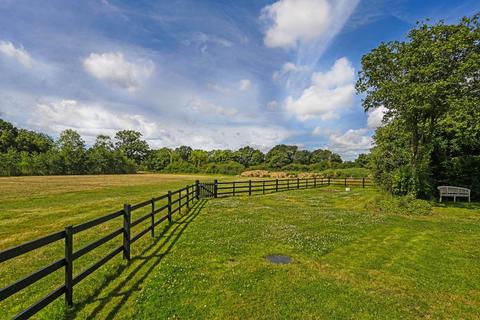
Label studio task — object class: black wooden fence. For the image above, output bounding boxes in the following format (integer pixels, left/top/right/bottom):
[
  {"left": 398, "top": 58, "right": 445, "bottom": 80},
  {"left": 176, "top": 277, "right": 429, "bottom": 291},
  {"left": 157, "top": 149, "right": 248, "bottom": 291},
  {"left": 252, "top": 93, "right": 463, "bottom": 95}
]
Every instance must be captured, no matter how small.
[{"left": 0, "top": 177, "right": 371, "bottom": 319}]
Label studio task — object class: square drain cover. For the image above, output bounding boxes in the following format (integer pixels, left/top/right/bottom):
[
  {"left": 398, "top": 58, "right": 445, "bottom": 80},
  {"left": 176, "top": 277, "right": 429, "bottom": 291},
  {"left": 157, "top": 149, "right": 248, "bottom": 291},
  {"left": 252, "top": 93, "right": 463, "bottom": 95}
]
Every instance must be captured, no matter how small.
[{"left": 266, "top": 255, "right": 291, "bottom": 264}]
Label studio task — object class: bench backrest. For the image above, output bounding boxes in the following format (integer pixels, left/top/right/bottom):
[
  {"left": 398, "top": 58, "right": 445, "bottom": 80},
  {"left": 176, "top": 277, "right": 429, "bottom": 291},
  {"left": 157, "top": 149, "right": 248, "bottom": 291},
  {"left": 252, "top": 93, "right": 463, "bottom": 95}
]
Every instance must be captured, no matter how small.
[{"left": 437, "top": 186, "right": 470, "bottom": 195}]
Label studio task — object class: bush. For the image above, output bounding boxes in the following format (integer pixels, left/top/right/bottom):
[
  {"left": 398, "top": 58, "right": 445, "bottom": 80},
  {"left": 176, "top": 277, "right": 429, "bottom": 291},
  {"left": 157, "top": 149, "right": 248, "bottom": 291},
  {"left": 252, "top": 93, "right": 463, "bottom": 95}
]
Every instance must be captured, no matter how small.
[
  {"left": 162, "top": 161, "right": 199, "bottom": 173},
  {"left": 281, "top": 163, "right": 310, "bottom": 172},
  {"left": 203, "top": 161, "right": 244, "bottom": 175},
  {"left": 366, "top": 193, "right": 432, "bottom": 216},
  {"left": 316, "top": 168, "right": 371, "bottom": 178}
]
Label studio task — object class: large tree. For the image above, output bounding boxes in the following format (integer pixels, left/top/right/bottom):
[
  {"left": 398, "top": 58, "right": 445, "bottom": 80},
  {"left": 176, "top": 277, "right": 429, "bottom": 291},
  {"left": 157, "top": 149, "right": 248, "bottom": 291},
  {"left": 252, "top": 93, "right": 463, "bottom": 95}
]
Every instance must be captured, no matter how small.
[
  {"left": 57, "top": 129, "right": 87, "bottom": 174},
  {"left": 357, "top": 15, "right": 480, "bottom": 196},
  {"left": 114, "top": 130, "right": 149, "bottom": 165},
  {"left": 0, "top": 119, "right": 17, "bottom": 152},
  {"left": 234, "top": 146, "right": 264, "bottom": 167}
]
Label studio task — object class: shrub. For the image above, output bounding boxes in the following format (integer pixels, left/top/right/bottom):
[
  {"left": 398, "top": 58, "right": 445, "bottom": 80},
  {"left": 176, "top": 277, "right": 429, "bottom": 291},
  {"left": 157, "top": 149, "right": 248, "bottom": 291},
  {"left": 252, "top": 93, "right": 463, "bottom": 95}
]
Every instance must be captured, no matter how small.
[
  {"left": 162, "top": 161, "right": 199, "bottom": 173},
  {"left": 366, "top": 193, "right": 432, "bottom": 216},
  {"left": 203, "top": 161, "right": 244, "bottom": 175}
]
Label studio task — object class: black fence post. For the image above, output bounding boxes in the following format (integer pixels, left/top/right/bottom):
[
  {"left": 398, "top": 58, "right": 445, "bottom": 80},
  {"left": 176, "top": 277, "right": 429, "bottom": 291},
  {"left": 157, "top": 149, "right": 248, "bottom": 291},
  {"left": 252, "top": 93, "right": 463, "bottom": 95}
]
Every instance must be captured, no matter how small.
[
  {"left": 344, "top": 178, "right": 347, "bottom": 187},
  {"left": 297, "top": 178, "right": 300, "bottom": 189},
  {"left": 195, "top": 180, "right": 200, "bottom": 200},
  {"left": 275, "top": 179, "right": 278, "bottom": 192},
  {"left": 314, "top": 176, "right": 317, "bottom": 188},
  {"left": 248, "top": 180, "right": 252, "bottom": 196},
  {"left": 186, "top": 185, "right": 190, "bottom": 209},
  {"left": 179, "top": 189, "right": 182, "bottom": 215},
  {"left": 233, "top": 182, "right": 236, "bottom": 196},
  {"left": 65, "top": 225, "right": 73, "bottom": 306},
  {"left": 214, "top": 179, "right": 218, "bottom": 198},
  {"left": 263, "top": 180, "right": 265, "bottom": 194},
  {"left": 328, "top": 177, "right": 331, "bottom": 186},
  {"left": 362, "top": 178, "right": 365, "bottom": 188},
  {"left": 167, "top": 191, "right": 172, "bottom": 223},
  {"left": 123, "top": 203, "right": 131, "bottom": 260},
  {"left": 151, "top": 198, "right": 155, "bottom": 238}
]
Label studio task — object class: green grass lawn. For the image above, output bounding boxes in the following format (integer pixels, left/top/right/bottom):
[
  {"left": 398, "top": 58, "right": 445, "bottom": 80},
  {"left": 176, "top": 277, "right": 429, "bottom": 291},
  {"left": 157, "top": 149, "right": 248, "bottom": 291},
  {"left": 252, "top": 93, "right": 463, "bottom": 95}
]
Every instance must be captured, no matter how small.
[{"left": 1, "top": 175, "right": 479, "bottom": 319}]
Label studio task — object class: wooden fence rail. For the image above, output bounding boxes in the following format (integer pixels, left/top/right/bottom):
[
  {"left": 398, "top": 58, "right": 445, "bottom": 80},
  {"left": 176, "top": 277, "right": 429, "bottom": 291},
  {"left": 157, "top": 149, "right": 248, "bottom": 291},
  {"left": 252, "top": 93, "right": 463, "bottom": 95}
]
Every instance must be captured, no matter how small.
[{"left": 0, "top": 177, "right": 371, "bottom": 319}]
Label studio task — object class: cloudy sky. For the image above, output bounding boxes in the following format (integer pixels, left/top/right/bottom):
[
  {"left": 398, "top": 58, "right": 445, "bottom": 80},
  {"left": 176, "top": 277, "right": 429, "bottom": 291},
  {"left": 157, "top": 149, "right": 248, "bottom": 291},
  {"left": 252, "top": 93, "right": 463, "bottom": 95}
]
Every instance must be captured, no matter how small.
[{"left": 0, "top": 0, "right": 478, "bottom": 159}]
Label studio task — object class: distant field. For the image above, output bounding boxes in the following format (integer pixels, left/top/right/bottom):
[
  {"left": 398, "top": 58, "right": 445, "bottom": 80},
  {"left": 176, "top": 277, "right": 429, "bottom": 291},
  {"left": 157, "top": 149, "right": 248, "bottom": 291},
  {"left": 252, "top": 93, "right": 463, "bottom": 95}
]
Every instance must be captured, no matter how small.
[{"left": 1, "top": 175, "right": 479, "bottom": 319}]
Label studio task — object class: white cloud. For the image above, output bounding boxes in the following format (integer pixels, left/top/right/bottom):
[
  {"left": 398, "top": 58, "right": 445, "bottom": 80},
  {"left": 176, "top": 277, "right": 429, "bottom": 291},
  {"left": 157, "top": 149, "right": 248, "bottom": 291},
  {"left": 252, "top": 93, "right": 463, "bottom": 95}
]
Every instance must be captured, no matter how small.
[
  {"left": 0, "top": 41, "right": 32, "bottom": 67},
  {"left": 273, "top": 62, "right": 307, "bottom": 81},
  {"left": 238, "top": 79, "right": 252, "bottom": 91},
  {"left": 185, "top": 99, "right": 238, "bottom": 117},
  {"left": 367, "top": 106, "right": 387, "bottom": 129},
  {"left": 267, "top": 100, "right": 278, "bottom": 111},
  {"left": 30, "top": 99, "right": 292, "bottom": 151},
  {"left": 207, "top": 79, "right": 252, "bottom": 95},
  {"left": 285, "top": 57, "right": 355, "bottom": 121},
  {"left": 312, "top": 126, "right": 333, "bottom": 136},
  {"left": 261, "top": 0, "right": 359, "bottom": 50},
  {"left": 327, "top": 128, "right": 372, "bottom": 160},
  {"left": 83, "top": 52, "right": 154, "bottom": 91},
  {"left": 261, "top": 0, "right": 332, "bottom": 48},
  {"left": 33, "top": 99, "right": 157, "bottom": 139},
  {"left": 184, "top": 32, "right": 233, "bottom": 48}
]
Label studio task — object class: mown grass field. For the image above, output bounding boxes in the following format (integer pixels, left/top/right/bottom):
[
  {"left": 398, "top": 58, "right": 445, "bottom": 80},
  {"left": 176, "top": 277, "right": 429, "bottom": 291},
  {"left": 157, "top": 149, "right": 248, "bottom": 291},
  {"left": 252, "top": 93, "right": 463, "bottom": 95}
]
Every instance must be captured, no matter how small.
[{"left": 1, "top": 174, "right": 480, "bottom": 319}]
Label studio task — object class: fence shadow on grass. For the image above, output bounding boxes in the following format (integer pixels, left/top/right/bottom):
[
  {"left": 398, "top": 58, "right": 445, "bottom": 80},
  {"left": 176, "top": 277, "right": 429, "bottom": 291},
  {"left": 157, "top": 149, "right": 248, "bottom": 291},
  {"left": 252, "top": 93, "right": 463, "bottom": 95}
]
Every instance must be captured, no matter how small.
[{"left": 66, "top": 199, "right": 208, "bottom": 320}]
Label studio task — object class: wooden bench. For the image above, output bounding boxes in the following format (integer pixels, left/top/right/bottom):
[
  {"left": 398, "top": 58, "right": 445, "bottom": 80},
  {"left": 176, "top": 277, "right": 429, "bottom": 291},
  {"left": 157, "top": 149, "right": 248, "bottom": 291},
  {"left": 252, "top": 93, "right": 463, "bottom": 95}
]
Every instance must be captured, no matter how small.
[{"left": 437, "top": 186, "right": 471, "bottom": 203}]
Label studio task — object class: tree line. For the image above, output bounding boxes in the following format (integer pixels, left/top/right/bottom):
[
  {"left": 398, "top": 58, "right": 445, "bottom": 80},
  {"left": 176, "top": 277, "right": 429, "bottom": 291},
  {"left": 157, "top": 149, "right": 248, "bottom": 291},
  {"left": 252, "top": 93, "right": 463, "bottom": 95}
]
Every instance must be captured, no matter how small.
[
  {"left": 0, "top": 119, "right": 366, "bottom": 176},
  {"left": 357, "top": 14, "right": 479, "bottom": 199}
]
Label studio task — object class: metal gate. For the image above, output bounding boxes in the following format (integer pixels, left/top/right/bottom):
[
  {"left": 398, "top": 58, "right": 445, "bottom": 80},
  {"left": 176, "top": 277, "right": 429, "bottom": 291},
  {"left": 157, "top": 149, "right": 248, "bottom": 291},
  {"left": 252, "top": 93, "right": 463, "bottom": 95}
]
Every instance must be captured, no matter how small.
[{"left": 198, "top": 183, "right": 215, "bottom": 198}]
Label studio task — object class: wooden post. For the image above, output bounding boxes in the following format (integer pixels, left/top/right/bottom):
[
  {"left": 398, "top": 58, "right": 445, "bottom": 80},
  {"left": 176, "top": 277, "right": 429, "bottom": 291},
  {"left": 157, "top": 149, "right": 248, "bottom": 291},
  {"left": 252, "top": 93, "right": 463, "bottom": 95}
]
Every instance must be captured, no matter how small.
[
  {"left": 362, "top": 178, "right": 365, "bottom": 188},
  {"left": 345, "top": 178, "right": 347, "bottom": 187},
  {"left": 297, "top": 178, "right": 300, "bottom": 189},
  {"left": 263, "top": 180, "right": 265, "bottom": 194},
  {"left": 275, "top": 179, "right": 278, "bottom": 192},
  {"left": 195, "top": 180, "right": 200, "bottom": 200},
  {"left": 186, "top": 186, "right": 190, "bottom": 209},
  {"left": 214, "top": 179, "right": 218, "bottom": 198},
  {"left": 314, "top": 176, "right": 317, "bottom": 188},
  {"left": 151, "top": 199, "right": 155, "bottom": 238},
  {"left": 167, "top": 191, "right": 172, "bottom": 223},
  {"left": 179, "top": 189, "right": 182, "bottom": 215},
  {"left": 287, "top": 179, "right": 290, "bottom": 190},
  {"left": 248, "top": 180, "right": 252, "bottom": 196},
  {"left": 123, "top": 204, "right": 131, "bottom": 260},
  {"left": 305, "top": 178, "right": 308, "bottom": 188},
  {"left": 64, "top": 225, "right": 73, "bottom": 306},
  {"left": 233, "top": 182, "right": 236, "bottom": 196}
]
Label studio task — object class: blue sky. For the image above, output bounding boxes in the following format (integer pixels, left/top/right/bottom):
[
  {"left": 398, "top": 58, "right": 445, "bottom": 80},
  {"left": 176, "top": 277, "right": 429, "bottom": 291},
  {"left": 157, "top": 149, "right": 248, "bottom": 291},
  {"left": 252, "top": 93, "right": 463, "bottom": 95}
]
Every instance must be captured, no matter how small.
[{"left": 0, "top": 0, "right": 478, "bottom": 159}]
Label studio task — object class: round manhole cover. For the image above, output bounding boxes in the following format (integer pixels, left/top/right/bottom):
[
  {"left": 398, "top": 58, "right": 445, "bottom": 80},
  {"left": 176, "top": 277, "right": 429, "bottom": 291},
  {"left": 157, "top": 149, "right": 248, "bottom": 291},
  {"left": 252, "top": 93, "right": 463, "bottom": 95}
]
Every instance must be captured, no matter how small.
[{"left": 266, "top": 255, "right": 292, "bottom": 264}]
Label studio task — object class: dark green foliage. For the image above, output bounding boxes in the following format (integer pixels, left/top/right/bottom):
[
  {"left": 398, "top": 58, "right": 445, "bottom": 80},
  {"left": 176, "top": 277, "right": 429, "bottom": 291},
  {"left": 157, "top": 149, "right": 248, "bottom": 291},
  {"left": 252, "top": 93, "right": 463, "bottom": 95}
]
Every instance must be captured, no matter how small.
[
  {"left": 146, "top": 147, "right": 175, "bottom": 171},
  {"left": 0, "top": 119, "right": 17, "bottom": 152},
  {"left": 234, "top": 146, "right": 264, "bottom": 167},
  {"left": 203, "top": 161, "right": 245, "bottom": 175},
  {"left": 114, "top": 130, "right": 149, "bottom": 165},
  {"left": 310, "top": 149, "right": 342, "bottom": 165},
  {"left": 0, "top": 119, "right": 366, "bottom": 177},
  {"left": 88, "top": 135, "right": 136, "bottom": 174},
  {"left": 57, "top": 129, "right": 88, "bottom": 174},
  {"left": 208, "top": 149, "right": 234, "bottom": 163},
  {"left": 163, "top": 161, "right": 199, "bottom": 173},
  {"left": 293, "top": 150, "right": 310, "bottom": 165},
  {"left": 358, "top": 14, "right": 480, "bottom": 198},
  {"left": 175, "top": 146, "right": 193, "bottom": 162}
]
